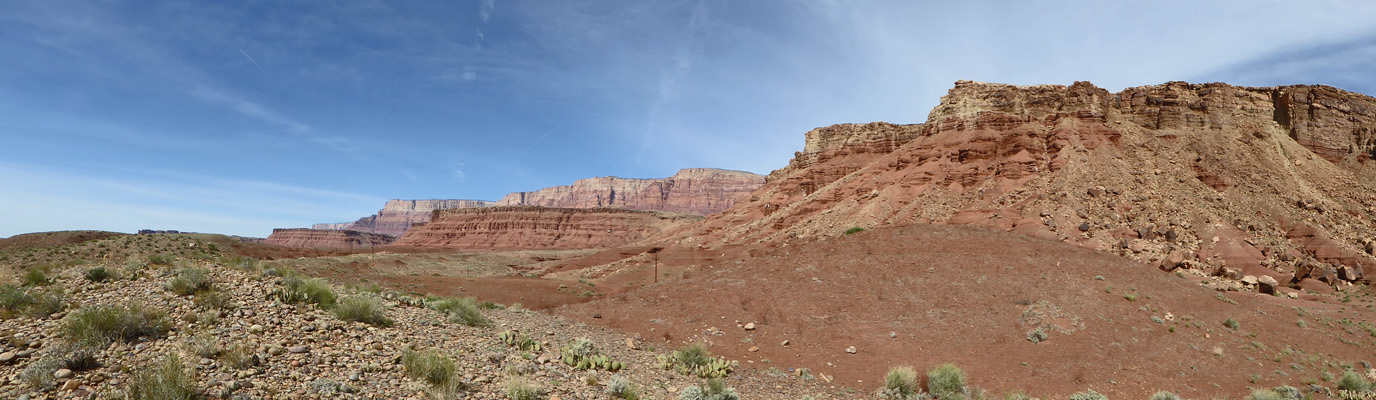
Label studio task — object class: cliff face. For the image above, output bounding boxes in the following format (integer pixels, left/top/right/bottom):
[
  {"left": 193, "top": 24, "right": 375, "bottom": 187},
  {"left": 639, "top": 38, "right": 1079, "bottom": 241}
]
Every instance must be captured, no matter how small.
[
  {"left": 263, "top": 229, "right": 396, "bottom": 250},
  {"left": 664, "top": 81, "right": 1376, "bottom": 287},
  {"left": 392, "top": 206, "right": 698, "bottom": 250},
  {"left": 313, "top": 199, "right": 495, "bottom": 237},
  {"left": 495, "top": 168, "right": 764, "bottom": 216}
]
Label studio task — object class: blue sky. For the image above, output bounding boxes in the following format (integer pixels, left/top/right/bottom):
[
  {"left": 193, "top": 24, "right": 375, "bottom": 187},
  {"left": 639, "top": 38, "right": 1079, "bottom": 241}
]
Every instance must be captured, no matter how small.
[{"left": 3, "top": 1, "right": 1376, "bottom": 237}]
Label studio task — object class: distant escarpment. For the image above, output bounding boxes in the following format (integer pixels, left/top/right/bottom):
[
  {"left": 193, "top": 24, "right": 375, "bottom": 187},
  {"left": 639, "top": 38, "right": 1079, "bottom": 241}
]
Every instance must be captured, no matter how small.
[
  {"left": 496, "top": 168, "right": 764, "bottom": 216},
  {"left": 392, "top": 206, "right": 698, "bottom": 250},
  {"left": 264, "top": 229, "right": 396, "bottom": 250},
  {"left": 663, "top": 80, "right": 1376, "bottom": 290},
  {"left": 314, "top": 199, "right": 495, "bottom": 237}
]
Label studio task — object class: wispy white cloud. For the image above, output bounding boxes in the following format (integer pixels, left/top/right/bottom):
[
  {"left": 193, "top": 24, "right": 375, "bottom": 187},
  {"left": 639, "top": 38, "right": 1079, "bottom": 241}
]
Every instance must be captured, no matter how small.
[{"left": 480, "top": 0, "right": 495, "bottom": 22}]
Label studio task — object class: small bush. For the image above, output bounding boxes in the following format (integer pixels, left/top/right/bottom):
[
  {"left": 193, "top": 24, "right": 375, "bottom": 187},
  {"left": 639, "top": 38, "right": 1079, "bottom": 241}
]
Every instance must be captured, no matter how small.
[
  {"left": 605, "top": 375, "right": 639, "bottom": 399},
  {"left": 884, "top": 366, "right": 920, "bottom": 398},
  {"left": 0, "top": 284, "right": 33, "bottom": 311},
  {"left": 63, "top": 303, "right": 171, "bottom": 346},
  {"left": 168, "top": 268, "right": 212, "bottom": 296},
  {"left": 679, "top": 379, "right": 739, "bottom": 400},
  {"left": 24, "top": 288, "right": 66, "bottom": 318},
  {"left": 122, "top": 353, "right": 201, "bottom": 400},
  {"left": 147, "top": 254, "right": 174, "bottom": 265},
  {"left": 1271, "top": 386, "right": 1302, "bottom": 400},
  {"left": 220, "top": 343, "right": 258, "bottom": 370},
  {"left": 1223, "top": 318, "right": 1240, "bottom": 330},
  {"left": 85, "top": 266, "right": 112, "bottom": 282},
  {"left": 430, "top": 297, "right": 491, "bottom": 327},
  {"left": 1151, "top": 391, "right": 1180, "bottom": 400},
  {"left": 844, "top": 227, "right": 866, "bottom": 235},
  {"left": 22, "top": 267, "right": 50, "bottom": 286},
  {"left": 927, "top": 364, "right": 968, "bottom": 400},
  {"left": 188, "top": 333, "right": 220, "bottom": 358},
  {"left": 660, "top": 343, "right": 734, "bottom": 378},
  {"left": 1246, "top": 389, "right": 1283, "bottom": 400},
  {"left": 402, "top": 348, "right": 456, "bottom": 388},
  {"left": 21, "top": 357, "right": 63, "bottom": 389},
  {"left": 1339, "top": 370, "right": 1371, "bottom": 392},
  {"left": 192, "top": 290, "right": 234, "bottom": 310},
  {"left": 1069, "top": 390, "right": 1108, "bottom": 400},
  {"left": 504, "top": 376, "right": 544, "bottom": 400},
  {"left": 1026, "top": 328, "right": 1048, "bottom": 343},
  {"left": 333, "top": 295, "right": 392, "bottom": 327}
]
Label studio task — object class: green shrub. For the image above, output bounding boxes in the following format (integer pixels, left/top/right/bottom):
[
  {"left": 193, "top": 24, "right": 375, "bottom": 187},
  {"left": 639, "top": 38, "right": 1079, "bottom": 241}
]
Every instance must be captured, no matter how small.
[
  {"left": 299, "top": 278, "right": 337, "bottom": 308},
  {"left": 1150, "top": 391, "right": 1180, "bottom": 400},
  {"left": 402, "top": 348, "right": 456, "bottom": 388},
  {"left": 22, "top": 267, "right": 50, "bottom": 286},
  {"left": 1271, "top": 386, "right": 1302, "bottom": 400},
  {"left": 927, "top": 364, "right": 968, "bottom": 400},
  {"left": 188, "top": 333, "right": 220, "bottom": 358},
  {"left": 333, "top": 295, "right": 392, "bottom": 327},
  {"left": 1026, "top": 328, "right": 1048, "bottom": 343},
  {"left": 220, "top": 342, "right": 258, "bottom": 370},
  {"left": 192, "top": 290, "right": 234, "bottom": 310},
  {"left": 1223, "top": 318, "right": 1240, "bottom": 330},
  {"left": 62, "top": 303, "right": 170, "bottom": 346},
  {"left": 24, "top": 288, "right": 65, "bottom": 318},
  {"left": 844, "top": 227, "right": 866, "bottom": 235},
  {"left": 504, "top": 376, "right": 544, "bottom": 400},
  {"left": 147, "top": 254, "right": 174, "bottom": 265},
  {"left": 0, "top": 284, "right": 33, "bottom": 311},
  {"left": 1069, "top": 389, "right": 1107, "bottom": 400},
  {"left": 1339, "top": 370, "right": 1372, "bottom": 392},
  {"left": 430, "top": 297, "right": 491, "bottom": 327},
  {"left": 883, "top": 366, "right": 920, "bottom": 398},
  {"left": 679, "top": 379, "right": 739, "bottom": 400},
  {"left": 85, "top": 266, "right": 112, "bottom": 282},
  {"left": 167, "top": 268, "right": 212, "bottom": 296},
  {"left": 122, "top": 353, "right": 201, "bottom": 400}
]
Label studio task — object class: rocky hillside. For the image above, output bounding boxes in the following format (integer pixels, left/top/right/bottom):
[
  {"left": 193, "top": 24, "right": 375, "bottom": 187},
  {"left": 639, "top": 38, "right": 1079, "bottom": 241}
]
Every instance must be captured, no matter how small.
[
  {"left": 496, "top": 168, "right": 765, "bottom": 216},
  {"left": 0, "top": 239, "right": 834, "bottom": 399},
  {"left": 314, "top": 199, "right": 496, "bottom": 237},
  {"left": 392, "top": 207, "right": 699, "bottom": 250},
  {"left": 661, "top": 81, "right": 1376, "bottom": 292},
  {"left": 263, "top": 229, "right": 396, "bottom": 250}
]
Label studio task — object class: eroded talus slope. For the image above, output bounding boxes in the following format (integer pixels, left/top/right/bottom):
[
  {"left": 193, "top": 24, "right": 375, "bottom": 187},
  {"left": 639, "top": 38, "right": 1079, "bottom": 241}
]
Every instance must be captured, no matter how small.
[
  {"left": 660, "top": 81, "right": 1376, "bottom": 288},
  {"left": 393, "top": 206, "right": 698, "bottom": 250},
  {"left": 314, "top": 199, "right": 496, "bottom": 237},
  {"left": 263, "top": 228, "right": 396, "bottom": 250}
]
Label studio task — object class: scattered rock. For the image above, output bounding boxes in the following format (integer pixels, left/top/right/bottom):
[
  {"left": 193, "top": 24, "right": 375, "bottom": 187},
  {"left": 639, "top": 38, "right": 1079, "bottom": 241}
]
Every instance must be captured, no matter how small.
[
  {"left": 1257, "top": 276, "right": 1280, "bottom": 295},
  {"left": 743, "top": 322, "right": 756, "bottom": 331},
  {"left": 780, "top": 340, "right": 790, "bottom": 346},
  {"left": 287, "top": 346, "right": 309, "bottom": 354},
  {"left": 54, "top": 368, "right": 73, "bottom": 379},
  {"left": 625, "top": 337, "right": 639, "bottom": 350},
  {"left": 748, "top": 346, "right": 760, "bottom": 352},
  {"left": 845, "top": 346, "right": 857, "bottom": 354},
  {"left": 0, "top": 351, "right": 15, "bottom": 363}
]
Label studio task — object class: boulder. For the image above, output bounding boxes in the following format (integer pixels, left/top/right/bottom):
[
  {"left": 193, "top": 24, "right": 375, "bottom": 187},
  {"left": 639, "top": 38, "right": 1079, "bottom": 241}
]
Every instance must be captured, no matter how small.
[
  {"left": 1257, "top": 276, "right": 1280, "bottom": 295},
  {"left": 1214, "top": 266, "right": 1241, "bottom": 280},
  {"left": 1313, "top": 263, "right": 1340, "bottom": 285},
  {"left": 1338, "top": 265, "right": 1363, "bottom": 282}
]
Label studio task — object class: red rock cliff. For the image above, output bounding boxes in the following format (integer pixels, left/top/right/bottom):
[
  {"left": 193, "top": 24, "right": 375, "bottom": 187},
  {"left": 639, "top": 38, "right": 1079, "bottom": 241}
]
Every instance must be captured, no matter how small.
[
  {"left": 663, "top": 80, "right": 1376, "bottom": 286},
  {"left": 392, "top": 206, "right": 698, "bottom": 250},
  {"left": 264, "top": 229, "right": 396, "bottom": 250},
  {"left": 313, "top": 199, "right": 495, "bottom": 237},
  {"left": 495, "top": 168, "right": 764, "bottom": 216}
]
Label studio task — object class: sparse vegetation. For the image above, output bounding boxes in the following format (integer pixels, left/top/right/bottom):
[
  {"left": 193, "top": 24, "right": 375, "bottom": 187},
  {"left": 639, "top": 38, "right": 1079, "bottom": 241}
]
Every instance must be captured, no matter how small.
[
  {"left": 62, "top": 303, "right": 171, "bottom": 346},
  {"left": 680, "top": 379, "right": 739, "bottom": 400},
  {"left": 1223, "top": 318, "right": 1240, "bottom": 330},
  {"left": 402, "top": 347, "right": 459, "bottom": 390},
  {"left": 1245, "top": 388, "right": 1283, "bottom": 400},
  {"left": 333, "top": 294, "right": 393, "bottom": 327},
  {"left": 1339, "top": 370, "right": 1371, "bottom": 392},
  {"left": 605, "top": 375, "right": 639, "bottom": 399},
  {"left": 660, "top": 343, "right": 734, "bottom": 378},
  {"left": 22, "top": 266, "right": 50, "bottom": 286},
  {"left": 85, "top": 266, "right": 112, "bottom": 282},
  {"left": 20, "top": 357, "right": 64, "bottom": 389},
  {"left": 220, "top": 342, "right": 259, "bottom": 370},
  {"left": 882, "top": 366, "right": 920, "bottom": 399},
  {"left": 1069, "top": 389, "right": 1108, "bottom": 400},
  {"left": 167, "top": 267, "right": 212, "bottom": 296},
  {"left": 504, "top": 376, "right": 544, "bottom": 400},
  {"left": 121, "top": 352, "right": 201, "bottom": 400},
  {"left": 844, "top": 227, "right": 866, "bottom": 235},
  {"left": 1025, "top": 328, "right": 1047, "bottom": 343},
  {"left": 927, "top": 364, "right": 968, "bottom": 400},
  {"left": 430, "top": 296, "right": 491, "bottom": 327},
  {"left": 561, "top": 337, "right": 625, "bottom": 371}
]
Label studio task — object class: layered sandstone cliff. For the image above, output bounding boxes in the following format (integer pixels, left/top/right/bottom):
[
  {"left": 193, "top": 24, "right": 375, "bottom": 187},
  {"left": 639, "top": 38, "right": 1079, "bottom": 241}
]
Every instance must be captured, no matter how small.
[
  {"left": 392, "top": 206, "right": 698, "bottom": 250},
  {"left": 264, "top": 229, "right": 396, "bottom": 250},
  {"left": 313, "top": 199, "right": 495, "bottom": 237},
  {"left": 495, "top": 168, "right": 764, "bottom": 215},
  {"left": 663, "top": 81, "right": 1376, "bottom": 288}
]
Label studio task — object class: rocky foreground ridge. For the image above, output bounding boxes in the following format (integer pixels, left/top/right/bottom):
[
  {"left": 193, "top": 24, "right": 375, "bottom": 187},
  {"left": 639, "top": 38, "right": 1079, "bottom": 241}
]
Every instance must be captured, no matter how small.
[
  {"left": 661, "top": 81, "right": 1376, "bottom": 293},
  {"left": 392, "top": 206, "right": 699, "bottom": 250},
  {"left": 313, "top": 200, "right": 496, "bottom": 237},
  {"left": 263, "top": 229, "right": 396, "bottom": 250}
]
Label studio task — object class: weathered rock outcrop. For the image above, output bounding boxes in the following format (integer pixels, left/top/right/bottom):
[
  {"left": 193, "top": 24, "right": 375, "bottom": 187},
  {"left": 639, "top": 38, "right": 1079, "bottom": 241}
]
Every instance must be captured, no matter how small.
[
  {"left": 495, "top": 168, "right": 764, "bottom": 216},
  {"left": 314, "top": 200, "right": 495, "bottom": 237},
  {"left": 264, "top": 229, "right": 396, "bottom": 250},
  {"left": 392, "top": 206, "right": 698, "bottom": 250},
  {"left": 662, "top": 80, "right": 1376, "bottom": 288}
]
